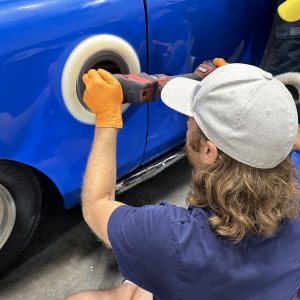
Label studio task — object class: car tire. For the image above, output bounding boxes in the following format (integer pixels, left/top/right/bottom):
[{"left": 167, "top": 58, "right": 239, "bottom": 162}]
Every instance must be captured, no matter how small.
[{"left": 0, "top": 160, "right": 42, "bottom": 274}]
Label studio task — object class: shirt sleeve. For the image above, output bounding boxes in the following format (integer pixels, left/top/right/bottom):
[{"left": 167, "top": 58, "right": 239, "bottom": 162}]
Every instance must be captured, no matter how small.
[{"left": 107, "top": 202, "right": 178, "bottom": 291}]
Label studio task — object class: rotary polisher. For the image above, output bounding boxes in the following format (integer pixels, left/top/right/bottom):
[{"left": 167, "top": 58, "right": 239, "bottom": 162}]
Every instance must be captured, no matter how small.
[{"left": 113, "top": 58, "right": 226, "bottom": 104}]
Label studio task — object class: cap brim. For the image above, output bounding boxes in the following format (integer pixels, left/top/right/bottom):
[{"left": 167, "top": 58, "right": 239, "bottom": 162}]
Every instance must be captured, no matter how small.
[{"left": 161, "top": 77, "right": 201, "bottom": 117}]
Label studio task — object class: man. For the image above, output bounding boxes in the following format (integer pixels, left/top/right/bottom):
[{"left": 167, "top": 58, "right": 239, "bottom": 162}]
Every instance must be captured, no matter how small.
[{"left": 67, "top": 63, "right": 300, "bottom": 300}]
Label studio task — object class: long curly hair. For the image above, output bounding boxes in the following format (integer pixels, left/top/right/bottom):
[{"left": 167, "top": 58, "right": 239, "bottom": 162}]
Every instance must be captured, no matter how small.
[{"left": 187, "top": 126, "right": 300, "bottom": 243}]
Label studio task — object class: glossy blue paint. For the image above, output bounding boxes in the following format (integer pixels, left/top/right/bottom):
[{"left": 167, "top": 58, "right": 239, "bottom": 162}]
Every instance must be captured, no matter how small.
[
  {"left": 0, "top": 0, "right": 296, "bottom": 210},
  {"left": 0, "top": 0, "right": 148, "bottom": 208},
  {"left": 142, "top": 0, "right": 277, "bottom": 164}
]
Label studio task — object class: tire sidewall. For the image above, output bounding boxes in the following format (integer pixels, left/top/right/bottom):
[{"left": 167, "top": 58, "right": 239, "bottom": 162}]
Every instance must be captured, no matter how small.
[{"left": 0, "top": 161, "right": 41, "bottom": 272}]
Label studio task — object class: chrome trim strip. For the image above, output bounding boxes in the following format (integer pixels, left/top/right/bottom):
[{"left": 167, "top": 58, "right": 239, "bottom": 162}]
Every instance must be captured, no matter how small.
[{"left": 116, "top": 147, "right": 185, "bottom": 194}]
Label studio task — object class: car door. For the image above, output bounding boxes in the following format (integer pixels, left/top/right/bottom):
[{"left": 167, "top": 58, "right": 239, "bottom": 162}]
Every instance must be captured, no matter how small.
[
  {"left": 142, "top": 0, "right": 277, "bottom": 164},
  {"left": 0, "top": 0, "right": 148, "bottom": 208}
]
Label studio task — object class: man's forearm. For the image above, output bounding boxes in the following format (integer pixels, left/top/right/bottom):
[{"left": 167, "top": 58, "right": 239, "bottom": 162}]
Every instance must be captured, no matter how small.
[
  {"left": 80, "top": 70, "right": 125, "bottom": 244},
  {"left": 82, "top": 127, "right": 118, "bottom": 205}
]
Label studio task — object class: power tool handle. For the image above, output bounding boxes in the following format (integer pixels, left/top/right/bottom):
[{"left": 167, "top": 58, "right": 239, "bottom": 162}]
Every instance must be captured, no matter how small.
[
  {"left": 115, "top": 60, "right": 217, "bottom": 104},
  {"left": 114, "top": 73, "right": 158, "bottom": 104},
  {"left": 170, "top": 73, "right": 200, "bottom": 81},
  {"left": 116, "top": 72, "right": 200, "bottom": 104}
]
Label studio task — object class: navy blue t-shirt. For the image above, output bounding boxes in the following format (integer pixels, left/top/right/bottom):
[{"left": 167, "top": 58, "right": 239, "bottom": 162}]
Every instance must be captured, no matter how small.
[{"left": 108, "top": 202, "right": 300, "bottom": 300}]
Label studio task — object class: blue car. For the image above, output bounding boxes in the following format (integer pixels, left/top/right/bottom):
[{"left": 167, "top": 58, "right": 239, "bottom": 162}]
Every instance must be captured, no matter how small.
[{"left": 0, "top": 0, "right": 298, "bottom": 273}]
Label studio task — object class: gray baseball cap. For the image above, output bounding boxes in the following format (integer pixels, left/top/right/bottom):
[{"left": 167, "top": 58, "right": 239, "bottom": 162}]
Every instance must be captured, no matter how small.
[{"left": 161, "top": 63, "right": 298, "bottom": 169}]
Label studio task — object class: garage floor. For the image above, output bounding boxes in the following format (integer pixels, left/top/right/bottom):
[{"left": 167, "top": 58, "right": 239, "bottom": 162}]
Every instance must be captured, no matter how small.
[{"left": 0, "top": 158, "right": 299, "bottom": 300}]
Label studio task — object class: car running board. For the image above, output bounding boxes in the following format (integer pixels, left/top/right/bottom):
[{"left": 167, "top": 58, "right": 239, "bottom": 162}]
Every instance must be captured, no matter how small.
[{"left": 116, "top": 146, "right": 185, "bottom": 194}]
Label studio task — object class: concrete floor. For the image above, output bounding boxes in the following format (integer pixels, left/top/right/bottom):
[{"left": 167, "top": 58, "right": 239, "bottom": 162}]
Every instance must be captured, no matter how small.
[
  {"left": 0, "top": 158, "right": 299, "bottom": 300},
  {"left": 0, "top": 159, "right": 190, "bottom": 300}
]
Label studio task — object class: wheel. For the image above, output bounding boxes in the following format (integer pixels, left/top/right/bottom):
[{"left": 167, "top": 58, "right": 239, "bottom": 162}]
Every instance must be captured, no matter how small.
[{"left": 0, "top": 160, "right": 42, "bottom": 273}]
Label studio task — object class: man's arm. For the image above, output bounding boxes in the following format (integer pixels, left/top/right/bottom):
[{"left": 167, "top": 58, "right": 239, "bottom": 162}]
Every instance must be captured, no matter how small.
[
  {"left": 82, "top": 128, "right": 124, "bottom": 247},
  {"left": 81, "top": 69, "right": 125, "bottom": 247}
]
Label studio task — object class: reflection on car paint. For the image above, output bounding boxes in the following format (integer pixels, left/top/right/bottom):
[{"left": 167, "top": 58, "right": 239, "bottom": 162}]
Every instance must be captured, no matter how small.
[{"left": 0, "top": 0, "right": 281, "bottom": 209}]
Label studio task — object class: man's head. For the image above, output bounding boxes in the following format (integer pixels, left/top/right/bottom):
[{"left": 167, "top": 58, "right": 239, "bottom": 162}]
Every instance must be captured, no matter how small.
[
  {"left": 162, "top": 63, "right": 298, "bottom": 168},
  {"left": 161, "top": 63, "right": 300, "bottom": 242},
  {"left": 185, "top": 117, "right": 218, "bottom": 167}
]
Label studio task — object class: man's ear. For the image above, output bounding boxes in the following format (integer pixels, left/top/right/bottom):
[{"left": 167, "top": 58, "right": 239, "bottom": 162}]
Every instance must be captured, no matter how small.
[{"left": 200, "top": 140, "right": 218, "bottom": 165}]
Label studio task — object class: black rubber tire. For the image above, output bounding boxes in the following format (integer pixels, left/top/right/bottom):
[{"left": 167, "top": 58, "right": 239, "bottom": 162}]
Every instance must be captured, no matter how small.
[{"left": 0, "top": 160, "right": 42, "bottom": 274}]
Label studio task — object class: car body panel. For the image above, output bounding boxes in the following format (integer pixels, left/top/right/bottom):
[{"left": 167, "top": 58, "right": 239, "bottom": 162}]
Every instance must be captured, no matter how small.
[
  {"left": 142, "top": 0, "right": 277, "bottom": 164},
  {"left": 0, "top": 0, "right": 148, "bottom": 208},
  {"left": 0, "top": 0, "right": 298, "bottom": 210}
]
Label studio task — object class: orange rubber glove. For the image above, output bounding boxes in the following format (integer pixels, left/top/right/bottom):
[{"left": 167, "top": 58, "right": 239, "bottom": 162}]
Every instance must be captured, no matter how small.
[
  {"left": 213, "top": 58, "right": 228, "bottom": 67},
  {"left": 82, "top": 69, "right": 123, "bottom": 128}
]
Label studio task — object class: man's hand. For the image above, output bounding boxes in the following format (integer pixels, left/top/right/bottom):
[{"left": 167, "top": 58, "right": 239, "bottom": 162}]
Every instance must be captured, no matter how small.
[
  {"left": 213, "top": 58, "right": 228, "bottom": 67},
  {"left": 82, "top": 69, "right": 123, "bottom": 128}
]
